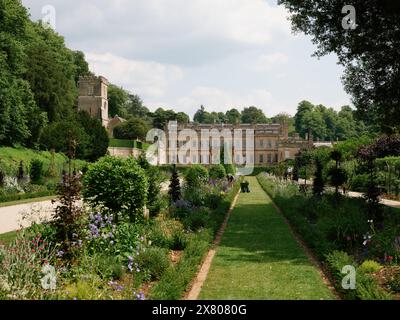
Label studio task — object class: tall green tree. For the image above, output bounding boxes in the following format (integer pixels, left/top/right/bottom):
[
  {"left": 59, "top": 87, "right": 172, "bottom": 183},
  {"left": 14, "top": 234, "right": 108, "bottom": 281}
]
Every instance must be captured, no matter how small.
[
  {"left": 226, "top": 108, "right": 241, "bottom": 125},
  {"left": 108, "top": 84, "right": 128, "bottom": 118},
  {"left": 279, "top": 0, "right": 400, "bottom": 132},
  {"left": 241, "top": 106, "right": 269, "bottom": 124}
]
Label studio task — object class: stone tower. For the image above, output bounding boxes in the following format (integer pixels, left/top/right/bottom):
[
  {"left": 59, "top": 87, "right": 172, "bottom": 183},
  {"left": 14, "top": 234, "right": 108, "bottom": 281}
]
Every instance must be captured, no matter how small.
[{"left": 78, "top": 75, "right": 109, "bottom": 127}]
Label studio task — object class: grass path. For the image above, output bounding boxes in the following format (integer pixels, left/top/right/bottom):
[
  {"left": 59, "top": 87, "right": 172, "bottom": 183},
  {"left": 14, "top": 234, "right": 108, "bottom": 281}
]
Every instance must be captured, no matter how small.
[{"left": 199, "top": 177, "right": 335, "bottom": 300}]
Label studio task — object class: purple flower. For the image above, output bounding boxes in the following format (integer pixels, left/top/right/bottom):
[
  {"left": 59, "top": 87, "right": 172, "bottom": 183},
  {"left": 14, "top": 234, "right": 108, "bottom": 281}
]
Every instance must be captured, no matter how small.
[
  {"left": 136, "top": 291, "right": 145, "bottom": 300},
  {"left": 56, "top": 250, "right": 64, "bottom": 257}
]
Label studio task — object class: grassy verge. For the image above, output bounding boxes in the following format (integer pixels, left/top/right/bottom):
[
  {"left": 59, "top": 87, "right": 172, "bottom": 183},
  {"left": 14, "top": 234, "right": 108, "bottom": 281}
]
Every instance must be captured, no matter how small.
[
  {"left": 199, "top": 177, "right": 334, "bottom": 300},
  {"left": 0, "top": 195, "right": 56, "bottom": 208},
  {"left": 0, "top": 230, "right": 17, "bottom": 245}
]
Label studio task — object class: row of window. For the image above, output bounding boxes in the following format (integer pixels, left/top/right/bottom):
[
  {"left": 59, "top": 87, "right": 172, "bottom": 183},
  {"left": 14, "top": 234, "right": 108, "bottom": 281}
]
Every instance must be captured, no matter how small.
[
  {"left": 259, "top": 153, "right": 279, "bottom": 164},
  {"left": 174, "top": 140, "right": 278, "bottom": 148}
]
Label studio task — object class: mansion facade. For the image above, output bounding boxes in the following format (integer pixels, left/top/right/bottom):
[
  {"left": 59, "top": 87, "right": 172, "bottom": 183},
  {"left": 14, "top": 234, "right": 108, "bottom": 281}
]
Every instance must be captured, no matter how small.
[{"left": 163, "top": 122, "right": 312, "bottom": 166}]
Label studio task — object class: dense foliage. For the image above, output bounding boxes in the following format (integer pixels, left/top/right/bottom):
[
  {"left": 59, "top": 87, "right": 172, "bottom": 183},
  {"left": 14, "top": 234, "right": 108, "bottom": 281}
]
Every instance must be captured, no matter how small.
[
  {"left": 82, "top": 156, "right": 149, "bottom": 222},
  {"left": 279, "top": 0, "right": 400, "bottom": 132}
]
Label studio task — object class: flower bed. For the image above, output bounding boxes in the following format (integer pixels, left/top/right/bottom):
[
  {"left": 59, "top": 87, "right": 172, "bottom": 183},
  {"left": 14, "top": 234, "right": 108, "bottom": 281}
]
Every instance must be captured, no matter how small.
[{"left": 257, "top": 173, "right": 400, "bottom": 300}]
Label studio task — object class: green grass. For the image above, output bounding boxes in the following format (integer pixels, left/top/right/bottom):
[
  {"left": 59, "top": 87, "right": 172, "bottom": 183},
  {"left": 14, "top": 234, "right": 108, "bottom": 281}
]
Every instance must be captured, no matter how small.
[
  {"left": 0, "top": 230, "right": 17, "bottom": 245},
  {"left": 0, "top": 147, "right": 86, "bottom": 176},
  {"left": 0, "top": 195, "right": 56, "bottom": 208},
  {"left": 199, "top": 177, "right": 335, "bottom": 300}
]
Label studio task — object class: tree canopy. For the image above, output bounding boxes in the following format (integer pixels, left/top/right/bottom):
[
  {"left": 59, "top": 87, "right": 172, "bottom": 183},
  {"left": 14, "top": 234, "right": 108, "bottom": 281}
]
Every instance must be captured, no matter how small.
[{"left": 279, "top": 0, "right": 400, "bottom": 132}]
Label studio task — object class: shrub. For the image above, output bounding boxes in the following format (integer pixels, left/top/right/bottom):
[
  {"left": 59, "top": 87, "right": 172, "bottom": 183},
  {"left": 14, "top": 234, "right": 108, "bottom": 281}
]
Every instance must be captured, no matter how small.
[
  {"left": 29, "top": 159, "right": 43, "bottom": 184},
  {"left": 138, "top": 247, "right": 170, "bottom": 281},
  {"left": 169, "top": 164, "right": 181, "bottom": 203},
  {"left": 358, "top": 260, "right": 383, "bottom": 274},
  {"left": 185, "top": 165, "right": 208, "bottom": 188},
  {"left": 183, "top": 207, "right": 211, "bottom": 231},
  {"left": 90, "top": 253, "right": 124, "bottom": 280},
  {"left": 209, "top": 164, "right": 226, "bottom": 180},
  {"left": 83, "top": 156, "right": 149, "bottom": 222}
]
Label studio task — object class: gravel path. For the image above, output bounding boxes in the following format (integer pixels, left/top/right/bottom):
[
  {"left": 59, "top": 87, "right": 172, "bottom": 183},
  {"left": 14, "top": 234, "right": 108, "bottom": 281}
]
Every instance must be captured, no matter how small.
[{"left": 0, "top": 200, "right": 56, "bottom": 234}]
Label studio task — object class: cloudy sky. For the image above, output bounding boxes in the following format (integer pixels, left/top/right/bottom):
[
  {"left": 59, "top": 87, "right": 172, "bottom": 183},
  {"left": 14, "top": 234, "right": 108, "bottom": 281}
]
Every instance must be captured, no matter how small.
[{"left": 22, "top": 0, "right": 352, "bottom": 119}]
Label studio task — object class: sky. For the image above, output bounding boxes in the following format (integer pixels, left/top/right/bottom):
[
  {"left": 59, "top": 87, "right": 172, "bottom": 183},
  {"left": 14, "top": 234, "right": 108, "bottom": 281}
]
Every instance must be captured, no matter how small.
[{"left": 22, "top": 0, "right": 352, "bottom": 119}]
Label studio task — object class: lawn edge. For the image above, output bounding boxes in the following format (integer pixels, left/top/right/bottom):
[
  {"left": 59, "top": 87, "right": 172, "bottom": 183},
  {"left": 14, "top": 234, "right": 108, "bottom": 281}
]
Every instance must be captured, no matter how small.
[
  {"left": 184, "top": 190, "right": 240, "bottom": 300},
  {"left": 257, "top": 177, "right": 341, "bottom": 300}
]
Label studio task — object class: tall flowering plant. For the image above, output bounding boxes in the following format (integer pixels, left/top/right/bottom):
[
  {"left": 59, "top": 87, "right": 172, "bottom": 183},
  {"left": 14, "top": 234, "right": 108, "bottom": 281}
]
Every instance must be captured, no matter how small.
[
  {"left": 85, "top": 212, "right": 116, "bottom": 254},
  {"left": 0, "top": 234, "right": 58, "bottom": 299}
]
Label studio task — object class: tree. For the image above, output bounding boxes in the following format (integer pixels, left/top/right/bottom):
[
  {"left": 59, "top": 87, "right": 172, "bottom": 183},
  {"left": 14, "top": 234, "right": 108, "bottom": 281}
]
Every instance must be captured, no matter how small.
[
  {"left": 313, "top": 158, "right": 324, "bottom": 197},
  {"left": 108, "top": 85, "right": 128, "bottom": 118},
  {"left": 73, "top": 50, "right": 91, "bottom": 84},
  {"left": 241, "top": 106, "right": 269, "bottom": 124},
  {"left": 279, "top": 0, "right": 400, "bottom": 131},
  {"left": 39, "top": 118, "right": 89, "bottom": 159},
  {"left": 113, "top": 117, "right": 150, "bottom": 141},
  {"left": 24, "top": 22, "right": 77, "bottom": 122},
  {"left": 226, "top": 108, "right": 241, "bottom": 125},
  {"left": 209, "top": 164, "right": 227, "bottom": 180},
  {"left": 76, "top": 111, "right": 109, "bottom": 161},
  {"left": 193, "top": 105, "right": 207, "bottom": 124},
  {"left": 176, "top": 112, "right": 190, "bottom": 124},
  {"left": 169, "top": 164, "right": 181, "bottom": 203},
  {"left": 125, "top": 93, "right": 150, "bottom": 120},
  {"left": 328, "top": 150, "right": 348, "bottom": 196}
]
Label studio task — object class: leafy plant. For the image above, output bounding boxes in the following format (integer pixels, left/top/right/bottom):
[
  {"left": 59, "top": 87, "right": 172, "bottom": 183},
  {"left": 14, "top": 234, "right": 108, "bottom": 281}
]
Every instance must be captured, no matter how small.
[
  {"left": 209, "top": 164, "right": 226, "bottom": 180},
  {"left": 358, "top": 260, "right": 382, "bottom": 274},
  {"left": 83, "top": 156, "right": 148, "bottom": 222},
  {"left": 138, "top": 247, "right": 170, "bottom": 281}
]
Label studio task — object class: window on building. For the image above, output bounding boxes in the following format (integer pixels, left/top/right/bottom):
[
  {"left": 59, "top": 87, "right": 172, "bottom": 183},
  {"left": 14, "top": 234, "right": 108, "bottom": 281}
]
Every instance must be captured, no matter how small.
[
  {"left": 285, "top": 151, "right": 290, "bottom": 159},
  {"left": 268, "top": 140, "right": 272, "bottom": 148},
  {"left": 259, "top": 140, "right": 264, "bottom": 147},
  {"left": 88, "top": 86, "right": 94, "bottom": 96},
  {"left": 259, "top": 154, "right": 264, "bottom": 163},
  {"left": 275, "top": 153, "right": 278, "bottom": 163},
  {"left": 268, "top": 154, "right": 272, "bottom": 163},
  {"left": 192, "top": 155, "right": 197, "bottom": 163}
]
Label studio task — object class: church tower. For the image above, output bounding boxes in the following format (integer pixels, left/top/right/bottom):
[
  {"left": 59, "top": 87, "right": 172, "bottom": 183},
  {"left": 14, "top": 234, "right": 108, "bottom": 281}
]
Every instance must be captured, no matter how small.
[{"left": 78, "top": 75, "right": 109, "bottom": 127}]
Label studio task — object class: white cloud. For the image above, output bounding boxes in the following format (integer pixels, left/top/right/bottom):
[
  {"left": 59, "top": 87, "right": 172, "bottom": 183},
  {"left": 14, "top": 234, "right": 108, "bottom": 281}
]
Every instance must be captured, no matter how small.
[
  {"left": 253, "top": 52, "right": 289, "bottom": 72},
  {"left": 85, "top": 52, "right": 184, "bottom": 97}
]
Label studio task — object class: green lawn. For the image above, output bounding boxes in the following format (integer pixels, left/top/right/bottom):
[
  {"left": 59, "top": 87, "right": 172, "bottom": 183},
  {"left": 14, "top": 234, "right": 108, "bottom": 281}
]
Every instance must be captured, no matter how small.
[
  {"left": 0, "top": 195, "right": 56, "bottom": 208},
  {"left": 0, "top": 146, "right": 86, "bottom": 176},
  {"left": 199, "top": 177, "right": 335, "bottom": 300},
  {"left": 0, "top": 230, "right": 17, "bottom": 245}
]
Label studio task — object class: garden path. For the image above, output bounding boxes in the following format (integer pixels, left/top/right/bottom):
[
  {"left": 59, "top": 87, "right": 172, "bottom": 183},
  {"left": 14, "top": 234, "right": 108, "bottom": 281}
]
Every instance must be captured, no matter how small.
[
  {"left": 0, "top": 200, "right": 56, "bottom": 234},
  {"left": 197, "top": 177, "right": 336, "bottom": 300}
]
